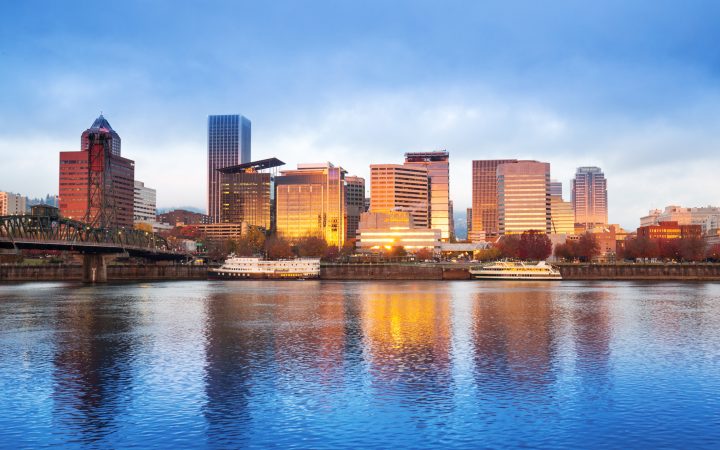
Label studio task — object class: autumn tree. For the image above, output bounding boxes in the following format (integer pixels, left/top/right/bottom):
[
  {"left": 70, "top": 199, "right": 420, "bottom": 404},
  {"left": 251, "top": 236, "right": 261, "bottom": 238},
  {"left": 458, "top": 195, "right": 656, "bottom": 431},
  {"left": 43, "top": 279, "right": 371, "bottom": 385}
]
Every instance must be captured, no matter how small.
[
  {"left": 497, "top": 235, "right": 520, "bottom": 259},
  {"left": 576, "top": 232, "right": 600, "bottom": 262},
  {"left": 553, "top": 240, "right": 578, "bottom": 262},
  {"left": 518, "top": 230, "right": 552, "bottom": 260},
  {"left": 235, "top": 226, "right": 266, "bottom": 256},
  {"left": 474, "top": 247, "right": 501, "bottom": 262},
  {"left": 265, "top": 235, "right": 293, "bottom": 259},
  {"left": 414, "top": 247, "right": 435, "bottom": 261},
  {"left": 295, "top": 236, "right": 328, "bottom": 257},
  {"left": 706, "top": 244, "right": 720, "bottom": 262},
  {"left": 678, "top": 236, "right": 706, "bottom": 262}
]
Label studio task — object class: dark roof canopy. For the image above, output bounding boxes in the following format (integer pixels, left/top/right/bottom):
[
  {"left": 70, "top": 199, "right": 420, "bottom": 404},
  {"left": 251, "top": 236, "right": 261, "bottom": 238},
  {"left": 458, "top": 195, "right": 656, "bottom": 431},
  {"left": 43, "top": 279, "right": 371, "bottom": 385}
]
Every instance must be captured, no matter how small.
[
  {"left": 218, "top": 157, "right": 285, "bottom": 173},
  {"left": 89, "top": 114, "right": 115, "bottom": 131}
]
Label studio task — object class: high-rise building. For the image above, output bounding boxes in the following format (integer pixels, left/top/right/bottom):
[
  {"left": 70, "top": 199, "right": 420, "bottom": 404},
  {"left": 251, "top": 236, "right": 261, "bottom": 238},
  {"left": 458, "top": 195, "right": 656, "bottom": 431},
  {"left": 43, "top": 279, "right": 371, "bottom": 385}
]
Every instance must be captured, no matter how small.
[
  {"left": 448, "top": 199, "right": 455, "bottom": 240},
  {"left": 274, "top": 163, "right": 346, "bottom": 247},
  {"left": 207, "top": 114, "right": 251, "bottom": 223},
  {"left": 59, "top": 121, "right": 135, "bottom": 228},
  {"left": 133, "top": 181, "right": 157, "bottom": 225},
  {"left": 82, "top": 114, "right": 121, "bottom": 157},
  {"left": 404, "top": 151, "right": 450, "bottom": 240},
  {"left": 466, "top": 208, "right": 473, "bottom": 234},
  {"left": 0, "top": 192, "right": 27, "bottom": 215},
  {"left": 550, "top": 195, "right": 575, "bottom": 235},
  {"left": 497, "top": 160, "right": 551, "bottom": 235},
  {"left": 370, "top": 164, "right": 429, "bottom": 228},
  {"left": 345, "top": 175, "right": 365, "bottom": 240},
  {"left": 572, "top": 166, "right": 608, "bottom": 230},
  {"left": 218, "top": 157, "right": 283, "bottom": 231},
  {"left": 470, "top": 159, "right": 518, "bottom": 241},
  {"left": 549, "top": 180, "right": 563, "bottom": 198}
]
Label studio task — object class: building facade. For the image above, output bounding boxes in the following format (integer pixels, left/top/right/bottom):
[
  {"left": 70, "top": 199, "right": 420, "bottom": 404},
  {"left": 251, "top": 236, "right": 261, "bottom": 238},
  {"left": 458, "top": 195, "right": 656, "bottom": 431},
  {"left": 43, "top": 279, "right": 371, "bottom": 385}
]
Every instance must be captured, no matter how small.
[
  {"left": 157, "top": 209, "right": 210, "bottom": 226},
  {"left": 218, "top": 158, "right": 283, "bottom": 231},
  {"left": 274, "top": 163, "right": 346, "bottom": 247},
  {"left": 81, "top": 114, "right": 121, "bottom": 157},
  {"left": 345, "top": 175, "right": 365, "bottom": 240},
  {"left": 637, "top": 221, "right": 702, "bottom": 240},
  {"left": 550, "top": 195, "right": 575, "bottom": 235},
  {"left": 133, "top": 181, "right": 157, "bottom": 225},
  {"left": 572, "top": 166, "right": 608, "bottom": 230},
  {"left": 356, "top": 211, "right": 441, "bottom": 252},
  {"left": 370, "top": 164, "right": 429, "bottom": 229},
  {"left": 0, "top": 192, "right": 26, "bottom": 215},
  {"left": 207, "top": 114, "right": 251, "bottom": 223},
  {"left": 640, "top": 205, "right": 720, "bottom": 235},
  {"left": 471, "top": 159, "right": 518, "bottom": 241},
  {"left": 59, "top": 123, "right": 135, "bottom": 228},
  {"left": 549, "top": 180, "right": 563, "bottom": 197},
  {"left": 466, "top": 207, "right": 473, "bottom": 234},
  {"left": 497, "top": 160, "right": 551, "bottom": 235},
  {"left": 404, "top": 151, "right": 451, "bottom": 240}
]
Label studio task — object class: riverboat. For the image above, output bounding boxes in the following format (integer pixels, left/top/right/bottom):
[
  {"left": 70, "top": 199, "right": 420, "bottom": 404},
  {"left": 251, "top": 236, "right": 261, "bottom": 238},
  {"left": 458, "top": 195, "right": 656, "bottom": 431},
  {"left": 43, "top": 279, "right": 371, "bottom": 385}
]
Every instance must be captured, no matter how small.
[
  {"left": 208, "top": 256, "right": 321, "bottom": 280},
  {"left": 469, "top": 261, "right": 562, "bottom": 280}
]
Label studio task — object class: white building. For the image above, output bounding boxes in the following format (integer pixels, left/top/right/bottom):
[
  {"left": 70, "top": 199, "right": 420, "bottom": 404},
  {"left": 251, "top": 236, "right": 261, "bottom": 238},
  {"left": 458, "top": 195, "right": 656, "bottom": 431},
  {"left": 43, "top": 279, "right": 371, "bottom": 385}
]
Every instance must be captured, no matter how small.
[
  {"left": 133, "top": 181, "right": 157, "bottom": 225},
  {"left": 356, "top": 211, "right": 441, "bottom": 252},
  {"left": 641, "top": 205, "right": 720, "bottom": 235},
  {"left": 0, "top": 192, "right": 27, "bottom": 215}
]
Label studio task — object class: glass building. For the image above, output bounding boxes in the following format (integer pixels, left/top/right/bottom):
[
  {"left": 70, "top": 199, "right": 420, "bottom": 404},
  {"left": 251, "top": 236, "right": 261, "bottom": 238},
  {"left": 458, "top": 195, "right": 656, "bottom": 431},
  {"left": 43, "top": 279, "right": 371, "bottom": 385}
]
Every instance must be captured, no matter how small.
[
  {"left": 207, "top": 115, "right": 251, "bottom": 223},
  {"left": 572, "top": 166, "right": 608, "bottom": 230},
  {"left": 274, "top": 163, "right": 346, "bottom": 247},
  {"left": 370, "top": 164, "right": 429, "bottom": 229},
  {"left": 404, "top": 151, "right": 451, "bottom": 240},
  {"left": 550, "top": 195, "right": 575, "bottom": 234},
  {"left": 218, "top": 158, "right": 283, "bottom": 231},
  {"left": 345, "top": 175, "right": 365, "bottom": 240},
  {"left": 470, "top": 159, "right": 517, "bottom": 241},
  {"left": 497, "top": 160, "right": 551, "bottom": 235}
]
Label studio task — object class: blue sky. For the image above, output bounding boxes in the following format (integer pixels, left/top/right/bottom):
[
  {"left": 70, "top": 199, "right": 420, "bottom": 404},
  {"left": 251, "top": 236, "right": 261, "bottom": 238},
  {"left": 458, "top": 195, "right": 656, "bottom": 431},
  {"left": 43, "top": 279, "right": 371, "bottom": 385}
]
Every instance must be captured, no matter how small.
[{"left": 1, "top": 0, "right": 720, "bottom": 228}]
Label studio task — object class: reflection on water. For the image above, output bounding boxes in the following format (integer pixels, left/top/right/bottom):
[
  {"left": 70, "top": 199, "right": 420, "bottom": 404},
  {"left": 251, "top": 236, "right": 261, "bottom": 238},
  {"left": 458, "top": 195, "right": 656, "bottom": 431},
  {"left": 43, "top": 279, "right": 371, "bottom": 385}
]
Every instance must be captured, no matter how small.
[{"left": 1, "top": 281, "right": 720, "bottom": 448}]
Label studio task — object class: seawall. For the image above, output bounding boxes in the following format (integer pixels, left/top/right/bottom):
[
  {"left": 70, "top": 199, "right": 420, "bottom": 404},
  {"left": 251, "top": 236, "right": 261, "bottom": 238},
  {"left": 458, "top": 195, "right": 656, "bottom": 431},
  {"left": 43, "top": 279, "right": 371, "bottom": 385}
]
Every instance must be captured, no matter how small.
[
  {"left": 0, "top": 264, "right": 207, "bottom": 282},
  {"left": 558, "top": 263, "right": 720, "bottom": 280}
]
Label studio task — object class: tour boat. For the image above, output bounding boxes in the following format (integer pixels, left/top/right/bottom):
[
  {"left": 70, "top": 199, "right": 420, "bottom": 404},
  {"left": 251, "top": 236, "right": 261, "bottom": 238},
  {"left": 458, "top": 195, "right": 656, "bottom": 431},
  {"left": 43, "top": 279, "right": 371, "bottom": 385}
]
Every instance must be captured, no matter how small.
[
  {"left": 208, "top": 255, "right": 321, "bottom": 280},
  {"left": 469, "top": 261, "right": 562, "bottom": 280}
]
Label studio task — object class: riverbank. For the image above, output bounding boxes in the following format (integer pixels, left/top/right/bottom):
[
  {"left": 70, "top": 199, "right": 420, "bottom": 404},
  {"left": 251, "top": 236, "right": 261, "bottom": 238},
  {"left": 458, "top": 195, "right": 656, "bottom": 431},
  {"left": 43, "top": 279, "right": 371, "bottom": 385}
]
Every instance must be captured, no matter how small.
[{"left": 3, "top": 262, "right": 720, "bottom": 282}]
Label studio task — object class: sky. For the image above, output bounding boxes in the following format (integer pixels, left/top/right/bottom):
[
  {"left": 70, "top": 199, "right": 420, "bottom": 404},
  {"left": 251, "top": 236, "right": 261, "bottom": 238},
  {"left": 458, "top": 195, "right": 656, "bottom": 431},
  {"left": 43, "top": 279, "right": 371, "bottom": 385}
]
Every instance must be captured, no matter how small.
[{"left": 1, "top": 0, "right": 720, "bottom": 229}]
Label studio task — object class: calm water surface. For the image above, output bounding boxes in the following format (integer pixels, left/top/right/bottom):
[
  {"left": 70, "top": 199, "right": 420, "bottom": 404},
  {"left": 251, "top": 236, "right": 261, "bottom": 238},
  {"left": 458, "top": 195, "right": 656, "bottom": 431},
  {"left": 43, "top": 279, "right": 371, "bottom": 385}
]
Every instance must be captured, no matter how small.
[{"left": 0, "top": 280, "right": 719, "bottom": 448}]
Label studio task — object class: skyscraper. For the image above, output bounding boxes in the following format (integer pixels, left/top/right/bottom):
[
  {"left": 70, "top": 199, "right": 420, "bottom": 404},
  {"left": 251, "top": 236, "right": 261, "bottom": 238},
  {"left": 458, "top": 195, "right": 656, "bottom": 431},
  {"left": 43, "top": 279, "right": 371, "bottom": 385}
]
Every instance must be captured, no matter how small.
[
  {"left": 207, "top": 115, "right": 251, "bottom": 223},
  {"left": 572, "top": 166, "right": 608, "bottom": 230},
  {"left": 404, "top": 151, "right": 450, "bottom": 240},
  {"left": 133, "top": 181, "right": 157, "bottom": 225},
  {"left": 497, "top": 160, "right": 551, "bottom": 235},
  {"left": 369, "top": 164, "right": 429, "bottom": 228},
  {"left": 549, "top": 180, "right": 563, "bottom": 198},
  {"left": 218, "top": 157, "right": 283, "bottom": 231},
  {"left": 81, "top": 114, "right": 121, "bottom": 157},
  {"left": 470, "top": 159, "right": 517, "bottom": 241},
  {"left": 345, "top": 175, "right": 365, "bottom": 240},
  {"left": 274, "top": 163, "right": 346, "bottom": 247},
  {"left": 60, "top": 120, "right": 135, "bottom": 228}
]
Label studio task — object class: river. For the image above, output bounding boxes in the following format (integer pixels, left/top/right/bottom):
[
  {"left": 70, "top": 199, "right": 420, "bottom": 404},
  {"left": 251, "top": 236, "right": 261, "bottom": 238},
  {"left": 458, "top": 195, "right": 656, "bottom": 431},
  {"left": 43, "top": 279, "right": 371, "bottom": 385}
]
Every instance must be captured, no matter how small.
[{"left": 0, "top": 281, "right": 719, "bottom": 448}]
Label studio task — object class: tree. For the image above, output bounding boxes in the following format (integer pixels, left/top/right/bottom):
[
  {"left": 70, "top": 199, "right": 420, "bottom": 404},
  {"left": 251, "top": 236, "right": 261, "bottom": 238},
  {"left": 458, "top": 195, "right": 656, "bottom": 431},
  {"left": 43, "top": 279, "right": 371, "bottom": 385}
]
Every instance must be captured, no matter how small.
[
  {"left": 707, "top": 244, "right": 720, "bottom": 262},
  {"left": 657, "top": 238, "right": 680, "bottom": 261},
  {"left": 265, "top": 235, "right": 293, "bottom": 259},
  {"left": 497, "top": 235, "right": 520, "bottom": 259},
  {"left": 339, "top": 238, "right": 357, "bottom": 258},
  {"left": 576, "top": 232, "right": 600, "bottom": 262},
  {"left": 415, "top": 247, "right": 435, "bottom": 261},
  {"left": 622, "top": 237, "right": 659, "bottom": 260},
  {"left": 518, "top": 230, "right": 552, "bottom": 260},
  {"left": 553, "top": 240, "right": 578, "bottom": 262},
  {"left": 474, "top": 247, "right": 501, "bottom": 262},
  {"left": 388, "top": 246, "right": 407, "bottom": 258},
  {"left": 235, "top": 226, "right": 266, "bottom": 256},
  {"left": 679, "top": 236, "right": 706, "bottom": 262},
  {"left": 134, "top": 222, "right": 153, "bottom": 233},
  {"left": 295, "top": 236, "right": 328, "bottom": 257}
]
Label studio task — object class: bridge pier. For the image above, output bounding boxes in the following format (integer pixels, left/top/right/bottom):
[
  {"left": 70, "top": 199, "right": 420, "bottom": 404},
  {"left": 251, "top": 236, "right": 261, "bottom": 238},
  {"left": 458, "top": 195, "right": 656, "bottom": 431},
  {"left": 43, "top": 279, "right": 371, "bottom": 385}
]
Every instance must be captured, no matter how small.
[{"left": 82, "top": 254, "right": 108, "bottom": 283}]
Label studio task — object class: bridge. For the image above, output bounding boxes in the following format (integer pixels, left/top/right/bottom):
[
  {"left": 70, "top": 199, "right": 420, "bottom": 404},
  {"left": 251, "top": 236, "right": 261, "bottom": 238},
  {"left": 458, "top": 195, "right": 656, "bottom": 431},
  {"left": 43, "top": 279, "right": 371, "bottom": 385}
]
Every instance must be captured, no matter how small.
[{"left": 0, "top": 213, "right": 187, "bottom": 282}]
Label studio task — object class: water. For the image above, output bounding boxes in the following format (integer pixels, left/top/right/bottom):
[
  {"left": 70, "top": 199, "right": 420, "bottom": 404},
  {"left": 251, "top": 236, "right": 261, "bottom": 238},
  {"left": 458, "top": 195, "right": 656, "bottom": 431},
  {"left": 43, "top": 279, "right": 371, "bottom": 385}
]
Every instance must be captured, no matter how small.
[{"left": 0, "top": 281, "right": 719, "bottom": 449}]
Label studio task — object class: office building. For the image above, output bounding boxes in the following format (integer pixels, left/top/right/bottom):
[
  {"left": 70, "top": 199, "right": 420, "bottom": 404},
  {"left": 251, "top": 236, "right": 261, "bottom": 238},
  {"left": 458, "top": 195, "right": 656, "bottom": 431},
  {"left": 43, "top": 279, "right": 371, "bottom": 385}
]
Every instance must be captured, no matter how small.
[
  {"left": 640, "top": 205, "right": 720, "bottom": 235},
  {"left": 550, "top": 195, "right": 575, "bottom": 235},
  {"left": 637, "top": 221, "right": 702, "bottom": 240},
  {"left": 274, "top": 163, "right": 346, "bottom": 247},
  {"left": 81, "top": 114, "right": 121, "bottom": 157},
  {"left": 466, "top": 208, "right": 473, "bottom": 234},
  {"left": 370, "top": 164, "right": 429, "bottom": 228},
  {"left": 0, "top": 192, "right": 26, "bottom": 215},
  {"left": 59, "top": 121, "right": 135, "bottom": 228},
  {"left": 207, "top": 114, "right": 251, "bottom": 223},
  {"left": 572, "top": 166, "right": 608, "bottom": 229},
  {"left": 345, "top": 175, "right": 365, "bottom": 240},
  {"left": 356, "top": 211, "right": 441, "bottom": 253},
  {"left": 497, "top": 160, "right": 551, "bottom": 235},
  {"left": 157, "top": 209, "right": 211, "bottom": 226},
  {"left": 218, "top": 157, "right": 283, "bottom": 231},
  {"left": 404, "top": 151, "right": 451, "bottom": 240},
  {"left": 133, "top": 181, "right": 156, "bottom": 225},
  {"left": 549, "top": 180, "right": 563, "bottom": 197},
  {"left": 470, "top": 159, "right": 518, "bottom": 241}
]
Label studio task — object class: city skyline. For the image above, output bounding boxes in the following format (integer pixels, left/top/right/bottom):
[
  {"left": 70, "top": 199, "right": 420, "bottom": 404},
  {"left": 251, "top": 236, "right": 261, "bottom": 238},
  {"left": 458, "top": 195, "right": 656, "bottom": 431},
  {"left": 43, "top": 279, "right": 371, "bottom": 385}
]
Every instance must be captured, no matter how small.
[{"left": 2, "top": 1, "right": 720, "bottom": 230}]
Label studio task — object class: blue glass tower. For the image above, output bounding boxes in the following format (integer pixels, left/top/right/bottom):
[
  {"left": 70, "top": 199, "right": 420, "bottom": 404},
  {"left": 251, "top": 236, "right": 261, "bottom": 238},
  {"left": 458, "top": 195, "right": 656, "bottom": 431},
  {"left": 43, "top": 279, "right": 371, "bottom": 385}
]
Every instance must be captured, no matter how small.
[{"left": 207, "top": 114, "right": 251, "bottom": 222}]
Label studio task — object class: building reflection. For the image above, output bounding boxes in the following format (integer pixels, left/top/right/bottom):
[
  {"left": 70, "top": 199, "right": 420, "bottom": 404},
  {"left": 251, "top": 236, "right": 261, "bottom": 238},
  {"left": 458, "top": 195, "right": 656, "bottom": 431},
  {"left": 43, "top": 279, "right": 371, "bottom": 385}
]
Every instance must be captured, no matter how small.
[
  {"left": 360, "top": 284, "right": 452, "bottom": 408},
  {"left": 51, "top": 290, "right": 136, "bottom": 443}
]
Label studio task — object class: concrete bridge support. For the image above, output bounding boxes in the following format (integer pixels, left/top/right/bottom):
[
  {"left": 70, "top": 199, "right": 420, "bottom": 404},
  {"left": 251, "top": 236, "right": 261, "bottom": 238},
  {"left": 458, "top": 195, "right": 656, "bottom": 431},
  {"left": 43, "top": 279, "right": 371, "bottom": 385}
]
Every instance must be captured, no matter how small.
[{"left": 82, "top": 254, "right": 108, "bottom": 283}]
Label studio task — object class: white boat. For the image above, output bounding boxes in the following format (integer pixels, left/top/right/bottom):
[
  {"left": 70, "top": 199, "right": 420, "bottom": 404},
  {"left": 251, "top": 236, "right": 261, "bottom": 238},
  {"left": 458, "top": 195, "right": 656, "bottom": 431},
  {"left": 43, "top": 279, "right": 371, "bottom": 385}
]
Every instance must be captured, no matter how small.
[
  {"left": 208, "top": 256, "right": 321, "bottom": 280},
  {"left": 469, "top": 261, "right": 562, "bottom": 280}
]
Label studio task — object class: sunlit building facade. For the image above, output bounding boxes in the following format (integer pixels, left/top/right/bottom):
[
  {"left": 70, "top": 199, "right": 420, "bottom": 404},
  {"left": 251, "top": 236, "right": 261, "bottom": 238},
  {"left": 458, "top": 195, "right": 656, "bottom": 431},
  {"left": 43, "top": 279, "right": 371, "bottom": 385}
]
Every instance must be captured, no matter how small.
[
  {"left": 0, "top": 192, "right": 26, "bottom": 215},
  {"left": 345, "top": 175, "right": 365, "bottom": 240},
  {"left": 404, "top": 151, "right": 451, "bottom": 240},
  {"left": 470, "top": 159, "right": 518, "bottom": 241},
  {"left": 370, "top": 164, "right": 428, "bottom": 228},
  {"left": 133, "top": 181, "right": 156, "bottom": 225},
  {"left": 640, "top": 205, "right": 720, "bottom": 235},
  {"left": 636, "top": 221, "right": 702, "bottom": 240},
  {"left": 357, "top": 211, "right": 441, "bottom": 252},
  {"left": 497, "top": 160, "right": 551, "bottom": 235},
  {"left": 275, "top": 163, "right": 346, "bottom": 247},
  {"left": 550, "top": 195, "right": 575, "bottom": 235},
  {"left": 207, "top": 114, "right": 251, "bottom": 223},
  {"left": 572, "top": 166, "right": 608, "bottom": 230},
  {"left": 218, "top": 158, "right": 283, "bottom": 231}
]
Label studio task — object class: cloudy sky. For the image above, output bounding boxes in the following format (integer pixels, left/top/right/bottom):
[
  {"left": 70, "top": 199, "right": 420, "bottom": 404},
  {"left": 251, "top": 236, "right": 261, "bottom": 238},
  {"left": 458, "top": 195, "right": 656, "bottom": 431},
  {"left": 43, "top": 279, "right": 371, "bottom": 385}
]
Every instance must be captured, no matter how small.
[{"left": 1, "top": 0, "right": 719, "bottom": 229}]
